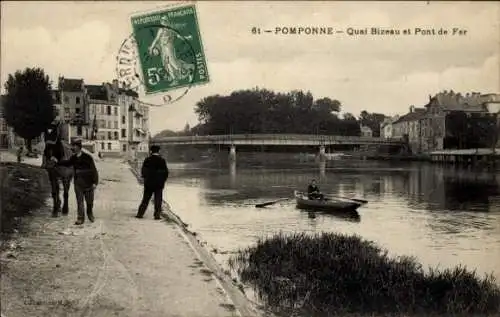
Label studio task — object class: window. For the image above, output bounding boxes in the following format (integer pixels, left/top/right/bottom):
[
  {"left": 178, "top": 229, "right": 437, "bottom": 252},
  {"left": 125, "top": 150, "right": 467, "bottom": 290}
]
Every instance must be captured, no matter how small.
[
  {"left": 101, "top": 142, "right": 104, "bottom": 150},
  {"left": 77, "top": 126, "right": 82, "bottom": 136},
  {"left": 122, "top": 116, "right": 126, "bottom": 124},
  {"left": 121, "top": 129, "right": 126, "bottom": 138},
  {"left": 107, "top": 132, "right": 112, "bottom": 140},
  {"left": 76, "top": 97, "right": 80, "bottom": 104},
  {"left": 122, "top": 144, "right": 127, "bottom": 152},
  {"left": 64, "top": 96, "right": 69, "bottom": 103},
  {"left": 114, "top": 131, "right": 118, "bottom": 140},
  {"left": 114, "top": 121, "right": 118, "bottom": 129},
  {"left": 107, "top": 121, "right": 111, "bottom": 129},
  {"left": 114, "top": 107, "right": 118, "bottom": 115},
  {"left": 107, "top": 106, "right": 111, "bottom": 115},
  {"left": 107, "top": 143, "right": 111, "bottom": 150},
  {"left": 75, "top": 108, "right": 80, "bottom": 114}
]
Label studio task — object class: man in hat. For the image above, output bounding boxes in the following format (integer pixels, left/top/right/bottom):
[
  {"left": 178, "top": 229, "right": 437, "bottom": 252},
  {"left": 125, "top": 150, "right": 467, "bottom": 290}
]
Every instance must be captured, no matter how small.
[
  {"left": 57, "top": 138, "right": 99, "bottom": 225},
  {"left": 136, "top": 144, "right": 169, "bottom": 220}
]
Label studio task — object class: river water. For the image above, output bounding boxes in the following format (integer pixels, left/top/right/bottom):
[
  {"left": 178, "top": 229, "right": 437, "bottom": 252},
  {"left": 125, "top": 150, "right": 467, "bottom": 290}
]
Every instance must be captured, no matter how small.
[{"left": 164, "top": 156, "right": 500, "bottom": 282}]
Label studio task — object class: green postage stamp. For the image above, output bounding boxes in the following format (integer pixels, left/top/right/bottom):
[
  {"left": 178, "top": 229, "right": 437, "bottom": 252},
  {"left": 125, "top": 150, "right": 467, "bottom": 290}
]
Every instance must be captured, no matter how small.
[{"left": 131, "top": 4, "right": 209, "bottom": 95}]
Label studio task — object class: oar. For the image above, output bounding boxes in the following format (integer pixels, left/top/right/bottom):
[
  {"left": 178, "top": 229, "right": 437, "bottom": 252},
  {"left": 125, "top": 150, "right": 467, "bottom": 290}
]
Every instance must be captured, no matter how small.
[
  {"left": 346, "top": 197, "right": 368, "bottom": 204},
  {"left": 255, "top": 198, "right": 290, "bottom": 208},
  {"left": 326, "top": 195, "right": 368, "bottom": 204}
]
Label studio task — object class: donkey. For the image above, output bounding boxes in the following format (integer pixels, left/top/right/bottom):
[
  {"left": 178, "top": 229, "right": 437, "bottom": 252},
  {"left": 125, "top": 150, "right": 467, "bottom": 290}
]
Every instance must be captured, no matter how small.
[{"left": 42, "top": 120, "right": 74, "bottom": 217}]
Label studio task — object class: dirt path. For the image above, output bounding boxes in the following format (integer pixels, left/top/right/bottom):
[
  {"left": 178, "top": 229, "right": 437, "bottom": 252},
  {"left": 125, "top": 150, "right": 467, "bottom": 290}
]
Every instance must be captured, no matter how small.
[{"left": 1, "top": 160, "right": 241, "bottom": 317}]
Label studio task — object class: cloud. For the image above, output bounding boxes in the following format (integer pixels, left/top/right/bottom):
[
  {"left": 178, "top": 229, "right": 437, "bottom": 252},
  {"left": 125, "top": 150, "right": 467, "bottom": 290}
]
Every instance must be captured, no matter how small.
[{"left": 1, "top": 21, "right": 113, "bottom": 87}]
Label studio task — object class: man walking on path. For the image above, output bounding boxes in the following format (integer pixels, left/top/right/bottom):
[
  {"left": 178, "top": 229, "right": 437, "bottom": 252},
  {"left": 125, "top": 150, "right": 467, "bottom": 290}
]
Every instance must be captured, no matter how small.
[
  {"left": 136, "top": 145, "right": 169, "bottom": 220},
  {"left": 57, "top": 139, "right": 99, "bottom": 225}
]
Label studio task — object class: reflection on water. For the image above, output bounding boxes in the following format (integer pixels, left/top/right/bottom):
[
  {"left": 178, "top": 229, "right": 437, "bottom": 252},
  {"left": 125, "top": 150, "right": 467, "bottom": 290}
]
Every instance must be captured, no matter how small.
[{"left": 166, "top": 159, "right": 500, "bottom": 281}]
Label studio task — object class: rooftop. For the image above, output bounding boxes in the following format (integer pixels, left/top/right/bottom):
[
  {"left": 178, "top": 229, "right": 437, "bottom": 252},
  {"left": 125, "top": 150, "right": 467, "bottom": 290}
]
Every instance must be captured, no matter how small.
[
  {"left": 393, "top": 108, "right": 426, "bottom": 124},
  {"left": 59, "top": 77, "right": 84, "bottom": 92},
  {"left": 86, "top": 85, "right": 108, "bottom": 101},
  {"left": 427, "top": 91, "right": 489, "bottom": 112},
  {"left": 119, "top": 88, "right": 139, "bottom": 98}
]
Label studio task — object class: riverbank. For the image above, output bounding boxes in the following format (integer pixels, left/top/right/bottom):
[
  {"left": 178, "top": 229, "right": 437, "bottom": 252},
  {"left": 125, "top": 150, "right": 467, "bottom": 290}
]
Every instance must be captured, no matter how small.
[
  {"left": 1, "top": 159, "right": 250, "bottom": 317},
  {"left": 0, "top": 161, "right": 50, "bottom": 235},
  {"left": 230, "top": 232, "right": 500, "bottom": 317},
  {"left": 128, "top": 161, "right": 269, "bottom": 317}
]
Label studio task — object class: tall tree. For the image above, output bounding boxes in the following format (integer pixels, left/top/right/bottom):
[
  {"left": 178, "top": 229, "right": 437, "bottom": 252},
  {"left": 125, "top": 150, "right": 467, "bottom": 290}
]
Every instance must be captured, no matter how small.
[
  {"left": 359, "top": 111, "right": 387, "bottom": 137},
  {"left": 3, "top": 68, "right": 55, "bottom": 152},
  {"left": 192, "top": 88, "right": 362, "bottom": 136}
]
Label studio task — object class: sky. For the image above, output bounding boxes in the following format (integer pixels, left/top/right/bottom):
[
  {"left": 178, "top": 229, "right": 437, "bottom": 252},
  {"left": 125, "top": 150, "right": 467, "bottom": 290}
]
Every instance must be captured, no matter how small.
[{"left": 1, "top": 1, "right": 499, "bottom": 134}]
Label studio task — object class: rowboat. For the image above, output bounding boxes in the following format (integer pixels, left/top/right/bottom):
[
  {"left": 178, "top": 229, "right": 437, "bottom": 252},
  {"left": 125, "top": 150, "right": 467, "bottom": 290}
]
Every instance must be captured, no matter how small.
[{"left": 294, "top": 190, "right": 364, "bottom": 212}]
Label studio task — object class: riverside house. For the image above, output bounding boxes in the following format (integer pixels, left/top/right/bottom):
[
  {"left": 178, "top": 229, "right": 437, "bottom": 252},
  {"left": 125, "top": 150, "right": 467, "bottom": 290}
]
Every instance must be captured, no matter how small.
[
  {"left": 421, "top": 91, "right": 494, "bottom": 152},
  {"left": 392, "top": 106, "right": 426, "bottom": 154},
  {"left": 380, "top": 115, "right": 400, "bottom": 139},
  {"left": 393, "top": 91, "right": 499, "bottom": 154}
]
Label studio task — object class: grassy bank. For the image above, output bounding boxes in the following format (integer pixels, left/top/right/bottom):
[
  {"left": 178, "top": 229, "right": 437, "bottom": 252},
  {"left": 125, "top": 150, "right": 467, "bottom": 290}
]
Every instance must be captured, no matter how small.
[
  {"left": 229, "top": 232, "right": 500, "bottom": 317},
  {"left": 0, "top": 162, "right": 50, "bottom": 235}
]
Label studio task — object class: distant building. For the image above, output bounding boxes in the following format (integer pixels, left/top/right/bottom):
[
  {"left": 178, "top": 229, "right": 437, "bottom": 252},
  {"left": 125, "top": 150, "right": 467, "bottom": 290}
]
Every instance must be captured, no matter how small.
[
  {"left": 421, "top": 91, "right": 493, "bottom": 152},
  {"left": 118, "top": 87, "right": 149, "bottom": 159},
  {"left": 126, "top": 97, "right": 150, "bottom": 157},
  {"left": 392, "top": 106, "right": 426, "bottom": 153},
  {"left": 481, "top": 93, "right": 500, "bottom": 148},
  {"left": 380, "top": 115, "right": 400, "bottom": 138},
  {"left": 360, "top": 125, "right": 373, "bottom": 137},
  {"left": 59, "top": 77, "right": 87, "bottom": 136},
  {"left": 86, "top": 82, "right": 121, "bottom": 155}
]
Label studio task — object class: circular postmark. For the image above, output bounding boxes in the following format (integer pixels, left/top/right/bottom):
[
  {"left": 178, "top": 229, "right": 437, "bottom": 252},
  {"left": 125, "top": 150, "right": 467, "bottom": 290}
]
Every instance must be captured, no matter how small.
[{"left": 115, "top": 23, "right": 198, "bottom": 106}]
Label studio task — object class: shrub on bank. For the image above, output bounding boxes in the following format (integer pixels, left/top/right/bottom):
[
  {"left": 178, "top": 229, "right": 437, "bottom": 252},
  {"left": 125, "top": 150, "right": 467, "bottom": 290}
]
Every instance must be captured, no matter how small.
[
  {"left": 229, "top": 232, "right": 500, "bottom": 317},
  {"left": 0, "top": 162, "right": 50, "bottom": 233}
]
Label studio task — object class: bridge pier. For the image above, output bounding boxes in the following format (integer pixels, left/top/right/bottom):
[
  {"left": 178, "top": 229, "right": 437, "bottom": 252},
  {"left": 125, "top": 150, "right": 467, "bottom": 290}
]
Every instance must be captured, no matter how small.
[
  {"left": 229, "top": 144, "right": 236, "bottom": 161},
  {"left": 229, "top": 159, "right": 236, "bottom": 188},
  {"left": 319, "top": 160, "right": 326, "bottom": 179},
  {"left": 319, "top": 145, "right": 326, "bottom": 161}
]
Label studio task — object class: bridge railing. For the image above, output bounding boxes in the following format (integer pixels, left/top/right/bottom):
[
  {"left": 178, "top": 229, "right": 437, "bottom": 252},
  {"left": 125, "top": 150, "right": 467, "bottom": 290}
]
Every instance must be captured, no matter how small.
[{"left": 153, "top": 134, "right": 405, "bottom": 143}]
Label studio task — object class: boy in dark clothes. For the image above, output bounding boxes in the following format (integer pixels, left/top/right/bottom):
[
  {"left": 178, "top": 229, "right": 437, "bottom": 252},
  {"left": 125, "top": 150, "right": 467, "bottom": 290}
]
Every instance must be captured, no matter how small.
[
  {"left": 307, "top": 179, "right": 324, "bottom": 200},
  {"left": 56, "top": 139, "right": 99, "bottom": 225},
  {"left": 136, "top": 145, "right": 169, "bottom": 220}
]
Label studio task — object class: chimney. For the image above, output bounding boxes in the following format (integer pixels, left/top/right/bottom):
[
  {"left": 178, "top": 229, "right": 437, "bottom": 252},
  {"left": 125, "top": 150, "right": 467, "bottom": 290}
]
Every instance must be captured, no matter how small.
[
  {"left": 58, "top": 76, "right": 64, "bottom": 90},
  {"left": 409, "top": 105, "right": 415, "bottom": 113},
  {"left": 112, "top": 79, "right": 119, "bottom": 91}
]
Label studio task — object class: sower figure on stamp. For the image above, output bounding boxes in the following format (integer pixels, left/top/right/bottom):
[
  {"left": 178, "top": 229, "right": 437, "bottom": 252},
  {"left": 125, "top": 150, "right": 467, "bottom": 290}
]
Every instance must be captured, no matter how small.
[
  {"left": 59, "top": 139, "right": 99, "bottom": 225},
  {"left": 136, "top": 145, "right": 169, "bottom": 220},
  {"left": 148, "top": 15, "right": 194, "bottom": 85}
]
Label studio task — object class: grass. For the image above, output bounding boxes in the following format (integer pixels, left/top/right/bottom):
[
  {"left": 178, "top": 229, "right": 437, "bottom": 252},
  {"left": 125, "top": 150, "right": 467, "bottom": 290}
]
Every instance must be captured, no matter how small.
[
  {"left": 0, "top": 162, "right": 50, "bottom": 235},
  {"left": 229, "top": 232, "right": 500, "bottom": 317}
]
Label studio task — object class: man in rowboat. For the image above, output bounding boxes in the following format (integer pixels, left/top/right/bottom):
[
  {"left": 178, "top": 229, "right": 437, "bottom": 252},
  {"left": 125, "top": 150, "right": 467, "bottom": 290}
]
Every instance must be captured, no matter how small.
[{"left": 307, "top": 179, "right": 325, "bottom": 200}]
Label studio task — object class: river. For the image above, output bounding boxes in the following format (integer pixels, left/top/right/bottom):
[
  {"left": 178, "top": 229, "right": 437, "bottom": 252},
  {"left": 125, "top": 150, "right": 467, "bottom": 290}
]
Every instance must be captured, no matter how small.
[{"left": 163, "top": 156, "right": 500, "bottom": 283}]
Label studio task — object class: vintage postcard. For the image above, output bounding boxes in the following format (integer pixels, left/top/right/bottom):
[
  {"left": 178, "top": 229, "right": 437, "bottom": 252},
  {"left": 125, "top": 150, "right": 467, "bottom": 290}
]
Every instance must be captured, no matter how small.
[{"left": 1, "top": 2, "right": 499, "bottom": 317}]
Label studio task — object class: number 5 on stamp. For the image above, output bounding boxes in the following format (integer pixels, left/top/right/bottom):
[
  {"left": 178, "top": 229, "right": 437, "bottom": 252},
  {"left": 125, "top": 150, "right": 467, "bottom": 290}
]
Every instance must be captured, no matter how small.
[{"left": 131, "top": 4, "right": 209, "bottom": 95}]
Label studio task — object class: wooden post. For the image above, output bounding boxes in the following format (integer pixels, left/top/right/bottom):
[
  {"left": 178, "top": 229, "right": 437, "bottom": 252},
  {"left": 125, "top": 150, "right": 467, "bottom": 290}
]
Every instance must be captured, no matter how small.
[{"left": 229, "top": 144, "right": 236, "bottom": 162}]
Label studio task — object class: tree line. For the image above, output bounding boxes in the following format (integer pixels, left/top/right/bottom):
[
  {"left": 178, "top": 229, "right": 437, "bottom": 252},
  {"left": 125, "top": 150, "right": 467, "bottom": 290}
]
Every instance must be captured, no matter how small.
[{"left": 156, "top": 88, "right": 387, "bottom": 138}]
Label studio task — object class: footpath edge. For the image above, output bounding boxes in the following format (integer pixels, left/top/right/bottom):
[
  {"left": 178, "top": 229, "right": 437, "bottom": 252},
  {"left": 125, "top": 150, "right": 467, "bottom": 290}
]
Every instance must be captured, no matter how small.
[{"left": 128, "top": 164, "right": 269, "bottom": 317}]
